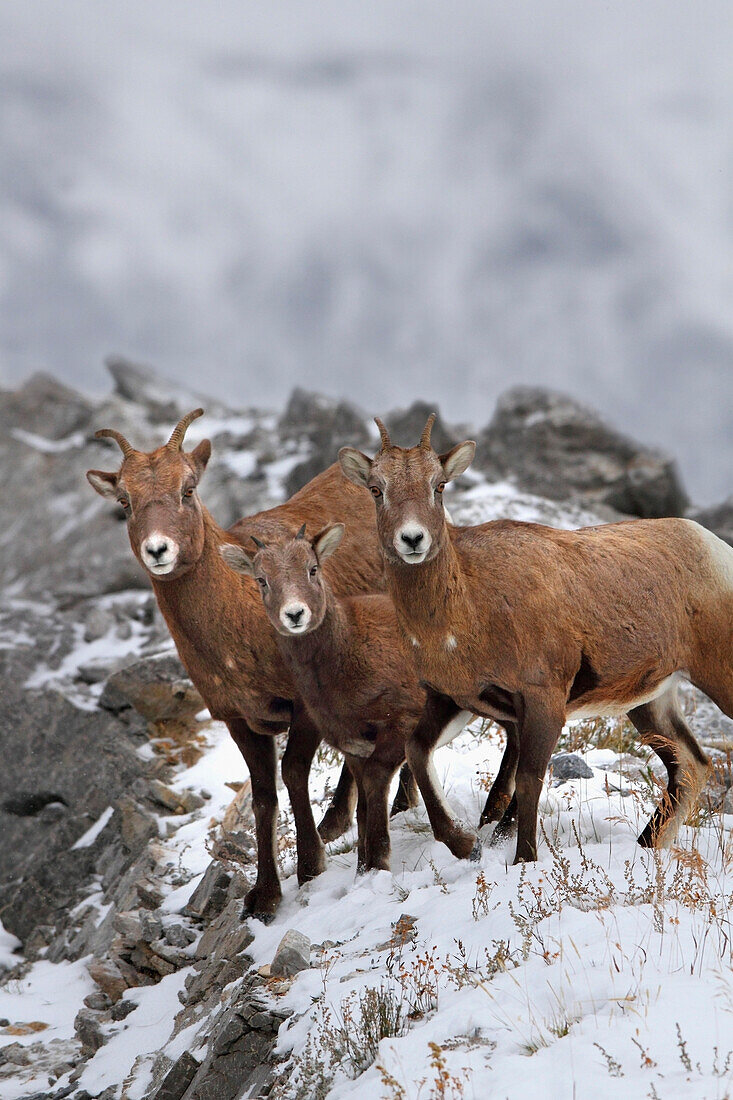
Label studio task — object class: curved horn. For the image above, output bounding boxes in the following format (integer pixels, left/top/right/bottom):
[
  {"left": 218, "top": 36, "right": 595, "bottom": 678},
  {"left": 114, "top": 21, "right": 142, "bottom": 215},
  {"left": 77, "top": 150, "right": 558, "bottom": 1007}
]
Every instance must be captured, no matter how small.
[
  {"left": 374, "top": 417, "right": 391, "bottom": 451},
  {"left": 420, "top": 413, "right": 436, "bottom": 450},
  {"left": 95, "top": 428, "right": 135, "bottom": 459},
  {"left": 167, "top": 408, "right": 204, "bottom": 451},
  {"left": 251, "top": 535, "right": 266, "bottom": 550},
  {"left": 295, "top": 523, "right": 306, "bottom": 540}
]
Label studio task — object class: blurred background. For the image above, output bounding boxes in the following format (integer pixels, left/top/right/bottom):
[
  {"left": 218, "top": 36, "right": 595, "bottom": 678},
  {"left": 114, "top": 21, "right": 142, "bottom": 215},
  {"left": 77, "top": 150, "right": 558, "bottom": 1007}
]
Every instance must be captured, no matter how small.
[{"left": 1, "top": 0, "right": 731, "bottom": 501}]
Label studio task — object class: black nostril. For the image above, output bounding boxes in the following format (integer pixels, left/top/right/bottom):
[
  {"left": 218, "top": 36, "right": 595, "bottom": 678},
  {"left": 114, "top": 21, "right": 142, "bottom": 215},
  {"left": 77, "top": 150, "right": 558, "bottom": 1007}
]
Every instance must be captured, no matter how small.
[
  {"left": 286, "top": 609, "right": 304, "bottom": 624},
  {"left": 149, "top": 542, "right": 168, "bottom": 559},
  {"left": 401, "top": 531, "right": 423, "bottom": 549}
]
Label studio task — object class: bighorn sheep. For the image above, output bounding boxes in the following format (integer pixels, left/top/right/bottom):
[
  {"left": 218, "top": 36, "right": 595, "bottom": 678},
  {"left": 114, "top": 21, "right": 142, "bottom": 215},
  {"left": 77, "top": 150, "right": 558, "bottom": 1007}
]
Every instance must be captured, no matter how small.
[
  {"left": 86, "top": 409, "right": 414, "bottom": 918},
  {"left": 221, "top": 523, "right": 448, "bottom": 872},
  {"left": 339, "top": 414, "right": 732, "bottom": 864}
]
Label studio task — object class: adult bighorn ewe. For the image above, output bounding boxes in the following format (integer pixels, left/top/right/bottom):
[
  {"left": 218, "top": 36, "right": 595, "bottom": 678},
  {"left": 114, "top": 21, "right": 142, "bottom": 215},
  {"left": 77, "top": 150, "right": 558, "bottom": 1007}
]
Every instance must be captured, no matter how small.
[
  {"left": 339, "top": 414, "right": 732, "bottom": 865},
  {"left": 86, "top": 409, "right": 416, "bottom": 918},
  {"left": 221, "top": 524, "right": 466, "bottom": 872}
]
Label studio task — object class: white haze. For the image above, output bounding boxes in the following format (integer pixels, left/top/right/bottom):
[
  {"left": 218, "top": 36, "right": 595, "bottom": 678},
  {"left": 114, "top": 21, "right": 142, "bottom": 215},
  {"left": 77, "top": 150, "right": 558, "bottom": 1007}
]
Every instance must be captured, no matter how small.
[{"left": 0, "top": 1, "right": 732, "bottom": 501}]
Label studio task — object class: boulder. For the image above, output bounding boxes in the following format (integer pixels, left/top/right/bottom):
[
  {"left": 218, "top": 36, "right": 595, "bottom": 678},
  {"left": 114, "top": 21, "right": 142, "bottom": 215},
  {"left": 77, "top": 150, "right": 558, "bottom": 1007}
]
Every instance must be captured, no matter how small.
[
  {"left": 105, "top": 355, "right": 231, "bottom": 422},
  {"left": 549, "top": 753, "right": 594, "bottom": 783},
  {"left": 279, "top": 387, "right": 369, "bottom": 495},
  {"left": 0, "top": 373, "right": 93, "bottom": 440},
  {"left": 383, "top": 400, "right": 460, "bottom": 454},
  {"left": 476, "top": 387, "right": 688, "bottom": 518},
  {"left": 270, "top": 929, "right": 311, "bottom": 977}
]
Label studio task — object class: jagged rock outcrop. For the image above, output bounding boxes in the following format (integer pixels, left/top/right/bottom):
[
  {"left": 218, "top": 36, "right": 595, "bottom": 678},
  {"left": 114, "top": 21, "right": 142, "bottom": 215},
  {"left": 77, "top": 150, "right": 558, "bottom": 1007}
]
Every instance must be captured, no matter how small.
[{"left": 475, "top": 386, "right": 689, "bottom": 518}]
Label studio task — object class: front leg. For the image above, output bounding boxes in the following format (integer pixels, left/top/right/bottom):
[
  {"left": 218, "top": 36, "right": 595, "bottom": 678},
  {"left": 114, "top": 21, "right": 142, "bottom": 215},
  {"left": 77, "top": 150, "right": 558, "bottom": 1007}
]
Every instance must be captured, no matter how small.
[
  {"left": 227, "top": 719, "right": 281, "bottom": 921},
  {"left": 281, "top": 706, "right": 327, "bottom": 886},
  {"left": 405, "top": 690, "right": 479, "bottom": 860},
  {"left": 512, "top": 691, "right": 566, "bottom": 864}
]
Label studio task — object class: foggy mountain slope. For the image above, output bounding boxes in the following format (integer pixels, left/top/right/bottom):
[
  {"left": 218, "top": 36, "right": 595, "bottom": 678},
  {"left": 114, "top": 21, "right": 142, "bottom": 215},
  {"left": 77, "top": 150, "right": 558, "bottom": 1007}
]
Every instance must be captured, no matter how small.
[{"left": 1, "top": 1, "right": 732, "bottom": 500}]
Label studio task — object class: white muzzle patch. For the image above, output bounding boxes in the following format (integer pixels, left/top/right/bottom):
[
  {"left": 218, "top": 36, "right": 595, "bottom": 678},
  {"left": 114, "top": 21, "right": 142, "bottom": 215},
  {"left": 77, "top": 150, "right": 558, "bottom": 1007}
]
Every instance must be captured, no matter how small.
[
  {"left": 394, "top": 522, "right": 431, "bottom": 564},
  {"left": 141, "top": 532, "right": 180, "bottom": 575},
  {"left": 280, "top": 601, "right": 312, "bottom": 634}
]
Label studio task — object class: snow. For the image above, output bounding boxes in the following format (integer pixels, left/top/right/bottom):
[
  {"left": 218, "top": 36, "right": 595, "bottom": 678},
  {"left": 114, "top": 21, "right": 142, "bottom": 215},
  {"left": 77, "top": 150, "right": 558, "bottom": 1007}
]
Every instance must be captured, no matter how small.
[
  {"left": 0, "top": 922, "right": 21, "bottom": 972},
  {"left": 71, "top": 806, "right": 114, "bottom": 849}
]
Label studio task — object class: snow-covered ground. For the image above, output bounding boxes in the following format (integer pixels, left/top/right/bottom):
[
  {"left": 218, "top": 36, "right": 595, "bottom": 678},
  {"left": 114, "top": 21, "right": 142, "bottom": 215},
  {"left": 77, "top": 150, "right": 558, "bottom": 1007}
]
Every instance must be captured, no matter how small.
[
  {"left": 4, "top": 716, "right": 732, "bottom": 1099},
  {"left": 2, "top": 1, "right": 733, "bottom": 501},
  {"left": 2, "top": 479, "right": 732, "bottom": 1099}
]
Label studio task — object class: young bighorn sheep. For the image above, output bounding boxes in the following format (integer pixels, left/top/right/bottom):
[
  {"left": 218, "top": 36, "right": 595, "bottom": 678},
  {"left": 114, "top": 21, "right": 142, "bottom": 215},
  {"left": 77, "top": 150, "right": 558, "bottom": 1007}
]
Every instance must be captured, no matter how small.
[
  {"left": 86, "top": 409, "right": 415, "bottom": 918},
  {"left": 339, "top": 415, "right": 732, "bottom": 865},
  {"left": 221, "top": 524, "right": 433, "bottom": 872}
]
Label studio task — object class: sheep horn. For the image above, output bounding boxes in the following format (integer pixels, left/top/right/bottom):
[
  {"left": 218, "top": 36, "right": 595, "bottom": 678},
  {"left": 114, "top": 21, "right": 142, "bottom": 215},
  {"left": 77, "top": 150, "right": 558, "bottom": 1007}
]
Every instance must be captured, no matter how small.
[
  {"left": 295, "top": 524, "right": 306, "bottom": 539},
  {"left": 374, "top": 417, "right": 391, "bottom": 451},
  {"left": 420, "top": 413, "right": 436, "bottom": 450},
  {"left": 251, "top": 535, "right": 266, "bottom": 550},
  {"left": 167, "top": 408, "right": 204, "bottom": 451},
  {"left": 95, "top": 428, "right": 135, "bottom": 459}
]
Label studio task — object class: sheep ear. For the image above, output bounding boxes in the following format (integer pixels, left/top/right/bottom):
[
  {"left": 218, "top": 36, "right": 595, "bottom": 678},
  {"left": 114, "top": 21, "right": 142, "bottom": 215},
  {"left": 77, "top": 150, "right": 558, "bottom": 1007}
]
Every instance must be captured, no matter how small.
[
  {"left": 86, "top": 469, "right": 119, "bottom": 499},
  {"left": 313, "top": 523, "right": 345, "bottom": 562},
  {"left": 440, "top": 441, "right": 476, "bottom": 482},
  {"left": 220, "top": 543, "right": 255, "bottom": 576},
  {"left": 190, "top": 439, "right": 211, "bottom": 479},
  {"left": 338, "top": 447, "right": 372, "bottom": 488}
]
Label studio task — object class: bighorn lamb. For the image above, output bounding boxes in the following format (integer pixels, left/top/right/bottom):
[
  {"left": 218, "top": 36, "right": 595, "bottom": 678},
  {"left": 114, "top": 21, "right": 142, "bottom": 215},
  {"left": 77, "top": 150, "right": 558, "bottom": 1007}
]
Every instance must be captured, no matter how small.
[
  {"left": 339, "top": 415, "right": 732, "bottom": 865},
  {"left": 86, "top": 409, "right": 414, "bottom": 918},
  {"left": 221, "top": 523, "right": 457, "bottom": 872}
]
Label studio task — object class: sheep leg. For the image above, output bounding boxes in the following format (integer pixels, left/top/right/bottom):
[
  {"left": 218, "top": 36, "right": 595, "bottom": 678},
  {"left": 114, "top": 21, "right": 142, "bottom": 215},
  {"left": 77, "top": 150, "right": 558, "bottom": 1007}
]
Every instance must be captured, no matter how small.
[
  {"left": 513, "top": 691, "right": 565, "bottom": 864},
  {"left": 227, "top": 719, "right": 281, "bottom": 921},
  {"left": 405, "top": 690, "right": 479, "bottom": 860},
  {"left": 282, "top": 707, "right": 327, "bottom": 885},
  {"left": 318, "top": 764, "right": 358, "bottom": 843},
  {"left": 390, "top": 762, "right": 419, "bottom": 816},
  {"left": 479, "top": 720, "right": 520, "bottom": 828}
]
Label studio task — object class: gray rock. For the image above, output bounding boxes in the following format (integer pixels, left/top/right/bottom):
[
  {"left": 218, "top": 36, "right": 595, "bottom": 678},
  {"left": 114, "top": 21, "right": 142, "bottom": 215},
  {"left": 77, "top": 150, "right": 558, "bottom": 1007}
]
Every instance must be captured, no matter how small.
[
  {"left": 184, "top": 863, "right": 232, "bottom": 923},
  {"left": 549, "top": 753, "right": 594, "bottom": 783},
  {"left": 0, "top": 372, "right": 93, "bottom": 440},
  {"left": 149, "top": 1050, "right": 200, "bottom": 1100},
  {"left": 99, "top": 654, "right": 198, "bottom": 722},
  {"left": 383, "top": 400, "right": 460, "bottom": 454},
  {"left": 105, "top": 355, "right": 231, "bottom": 422},
  {"left": 164, "top": 923, "right": 197, "bottom": 949},
  {"left": 279, "top": 387, "right": 369, "bottom": 495},
  {"left": 74, "top": 1008, "right": 105, "bottom": 1055},
  {"left": 476, "top": 387, "right": 688, "bottom": 518},
  {"left": 270, "top": 929, "right": 311, "bottom": 977},
  {"left": 118, "top": 797, "right": 159, "bottom": 854}
]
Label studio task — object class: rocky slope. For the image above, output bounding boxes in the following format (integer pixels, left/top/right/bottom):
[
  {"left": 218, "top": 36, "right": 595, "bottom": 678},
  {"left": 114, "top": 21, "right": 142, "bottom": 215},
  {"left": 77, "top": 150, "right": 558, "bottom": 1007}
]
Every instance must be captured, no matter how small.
[{"left": 0, "top": 360, "right": 731, "bottom": 1100}]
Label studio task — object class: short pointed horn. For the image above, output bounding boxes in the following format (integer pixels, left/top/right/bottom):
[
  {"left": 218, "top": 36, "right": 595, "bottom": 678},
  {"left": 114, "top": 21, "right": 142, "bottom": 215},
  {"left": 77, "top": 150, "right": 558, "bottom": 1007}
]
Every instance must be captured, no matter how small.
[
  {"left": 251, "top": 535, "right": 266, "bottom": 550},
  {"left": 295, "top": 523, "right": 306, "bottom": 539},
  {"left": 167, "top": 408, "right": 204, "bottom": 451},
  {"left": 95, "top": 428, "right": 135, "bottom": 459},
  {"left": 374, "top": 417, "right": 391, "bottom": 451},
  {"left": 420, "top": 413, "right": 437, "bottom": 450}
]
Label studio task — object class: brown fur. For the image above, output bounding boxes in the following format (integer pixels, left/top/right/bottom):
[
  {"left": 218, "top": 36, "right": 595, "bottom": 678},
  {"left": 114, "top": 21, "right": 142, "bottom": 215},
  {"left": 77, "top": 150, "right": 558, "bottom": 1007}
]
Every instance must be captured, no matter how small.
[
  {"left": 87, "top": 412, "right": 387, "bottom": 918},
  {"left": 222, "top": 527, "right": 430, "bottom": 872},
  {"left": 340, "top": 419, "right": 733, "bottom": 864}
]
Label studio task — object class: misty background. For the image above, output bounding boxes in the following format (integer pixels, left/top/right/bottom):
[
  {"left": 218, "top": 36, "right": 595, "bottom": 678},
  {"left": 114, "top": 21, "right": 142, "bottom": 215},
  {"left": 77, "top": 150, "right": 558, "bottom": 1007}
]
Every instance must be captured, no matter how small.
[{"left": 1, "top": 1, "right": 731, "bottom": 503}]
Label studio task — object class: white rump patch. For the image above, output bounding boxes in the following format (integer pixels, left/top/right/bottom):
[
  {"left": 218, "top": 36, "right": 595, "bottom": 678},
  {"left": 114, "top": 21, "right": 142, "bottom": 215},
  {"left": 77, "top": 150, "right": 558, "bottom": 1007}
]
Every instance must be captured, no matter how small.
[
  {"left": 568, "top": 673, "right": 681, "bottom": 721},
  {"left": 435, "top": 709, "right": 472, "bottom": 749}
]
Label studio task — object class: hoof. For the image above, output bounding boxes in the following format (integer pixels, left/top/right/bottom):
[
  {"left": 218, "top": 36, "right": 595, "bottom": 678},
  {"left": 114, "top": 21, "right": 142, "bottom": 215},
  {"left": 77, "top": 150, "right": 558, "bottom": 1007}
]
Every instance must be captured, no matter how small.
[
  {"left": 297, "top": 854, "right": 327, "bottom": 887},
  {"left": 318, "top": 812, "right": 351, "bottom": 844},
  {"left": 243, "top": 886, "right": 281, "bottom": 922},
  {"left": 446, "top": 828, "right": 480, "bottom": 861},
  {"left": 469, "top": 839, "right": 482, "bottom": 862}
]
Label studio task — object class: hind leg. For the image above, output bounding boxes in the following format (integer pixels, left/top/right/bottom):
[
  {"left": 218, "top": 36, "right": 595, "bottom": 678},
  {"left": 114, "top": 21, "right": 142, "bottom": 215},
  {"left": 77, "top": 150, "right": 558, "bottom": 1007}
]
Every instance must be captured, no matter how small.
[
  {"left": 318, "top": 762, "right": 358, "bottom": 843},
  {"left": 390, "top": 762, "right": 419, "bottom": 816},
  {"left": 627, "top": 682, "right": 710, "bottom": 848},
  {"left": 479, "top": 721, "right": 519, "bottom": 828}
]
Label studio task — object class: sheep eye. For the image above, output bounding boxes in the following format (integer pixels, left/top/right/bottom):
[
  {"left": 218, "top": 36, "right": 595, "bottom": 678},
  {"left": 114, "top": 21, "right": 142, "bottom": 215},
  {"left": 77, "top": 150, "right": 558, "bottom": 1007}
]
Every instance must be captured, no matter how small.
[
  {"left": 118, "top": 497, "right": 130, "bottom": 510},
  {"left": 182, "top": 486, "right": 195, "bottom": 499},
  {"left": 309, "top": 566, "right": 318, "bottom": 577},
  {"left": 370, "top": 485, "right": 382, "bottom": 499},
  {"left": 435, "top": 483, "right": 445, "bottom": 495},
  {"left": 257, "top": 577, "right": 268, "bottom": 588}
]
